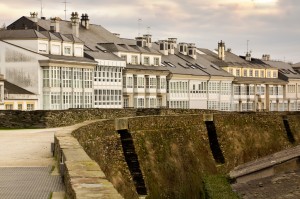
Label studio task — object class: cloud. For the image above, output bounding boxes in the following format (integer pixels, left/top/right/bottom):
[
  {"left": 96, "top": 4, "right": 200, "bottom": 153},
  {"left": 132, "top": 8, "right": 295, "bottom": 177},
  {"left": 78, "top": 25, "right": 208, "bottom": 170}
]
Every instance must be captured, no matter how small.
[{"left": 0, "top": 0, "right": 299, "bottom": 62}]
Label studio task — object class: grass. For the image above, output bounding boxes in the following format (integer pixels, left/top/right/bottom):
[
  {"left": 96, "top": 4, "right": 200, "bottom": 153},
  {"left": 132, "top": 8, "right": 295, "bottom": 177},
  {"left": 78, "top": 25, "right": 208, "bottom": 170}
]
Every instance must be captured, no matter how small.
[
  {"left": 48, "top": 192, "right": 53, "bottom": 199},
  {"left": 203, "top": 174, "right": 240, "bottom": 199}
]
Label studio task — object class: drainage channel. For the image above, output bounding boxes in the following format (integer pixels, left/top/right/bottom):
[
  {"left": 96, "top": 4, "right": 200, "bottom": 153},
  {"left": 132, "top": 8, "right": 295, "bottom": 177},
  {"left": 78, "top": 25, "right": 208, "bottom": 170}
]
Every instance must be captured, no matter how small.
[{"left": 118, "top": 129, "right": 147, "bottom": 196}]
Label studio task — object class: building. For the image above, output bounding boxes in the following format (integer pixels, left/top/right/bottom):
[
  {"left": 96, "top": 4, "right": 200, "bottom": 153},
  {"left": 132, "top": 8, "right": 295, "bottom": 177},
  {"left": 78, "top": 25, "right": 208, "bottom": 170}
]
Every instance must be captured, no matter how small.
[
  {"left": 262, "top": 56, "right": 300, "bottom": 111},
  {"left": 1, "top": 19, "right": 97, "bottom": 110},
  {"left": 0, "top": 74, "right": 4, "bottom": 109},
  {"left": 199, "top": 41, "right": 287, "bottom": 111}
]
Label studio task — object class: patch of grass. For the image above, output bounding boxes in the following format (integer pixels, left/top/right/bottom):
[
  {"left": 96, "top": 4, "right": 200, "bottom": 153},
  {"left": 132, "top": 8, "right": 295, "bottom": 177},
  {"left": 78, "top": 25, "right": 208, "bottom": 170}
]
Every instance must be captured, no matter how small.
[{"left": 203, "top": 174, "right": 240, "bottom": 199}]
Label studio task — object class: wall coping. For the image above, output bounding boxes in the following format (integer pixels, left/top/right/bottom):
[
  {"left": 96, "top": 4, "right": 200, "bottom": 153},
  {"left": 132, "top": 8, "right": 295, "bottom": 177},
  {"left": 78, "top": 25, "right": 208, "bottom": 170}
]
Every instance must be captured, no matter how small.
[{"left": 54, "top": 120, "right": 123, "bottom": 199}]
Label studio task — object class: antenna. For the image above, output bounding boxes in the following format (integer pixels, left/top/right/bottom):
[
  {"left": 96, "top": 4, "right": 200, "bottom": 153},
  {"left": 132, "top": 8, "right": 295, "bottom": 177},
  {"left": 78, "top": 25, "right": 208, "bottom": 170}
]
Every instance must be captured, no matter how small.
[
  {"left": 247, "top": 39, "right": 249, "bottom": 53},
  {"left": 62, "top": 0, "right": 70, "bottom": 20},
  {"left": 147, "top": 26, "right": 151, "bottom": 34},
  {"left": 38, "top": 0, "right": 43, "bottom": 18},
  {"left": 138, "top": 18, "right": 142, "bottom": 36}
]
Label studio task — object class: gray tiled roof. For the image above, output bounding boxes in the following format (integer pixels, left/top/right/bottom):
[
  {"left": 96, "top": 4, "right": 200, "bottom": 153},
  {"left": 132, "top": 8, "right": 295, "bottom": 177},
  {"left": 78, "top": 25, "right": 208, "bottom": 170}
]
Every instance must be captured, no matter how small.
[
  {"left": 4, "top": 80, "right": 35, "bottom": 95},
  {"left": 63, "top": 34, "right": 84, "bottom": 43},
  {"left": 150, "top": 43, "right": 232, "bottom": 77},
  {"left": 52, "top": 32, "right": 72, "bottom": 42},
  {"left": 233, "top": 77, "right": 287, "bottom": 85},
  {"left": 0, "top": 29, "right": 48, "bottom": 40},
  {"left": 293, "top": 62, "right": 300, "bottom": 68},
  {"left": 39, "top": 31, "right": 61, "bottom": 41},
  {"left": 263, "top": 60, "right": 300, "bottom": 79},
  {"left": 84, "top": 50, "right": 124, "bottom": 61},
  {"left": 43, "top": 54, "right": 97, "bottom": 63},
  {"left": 125, "top": 64, "right": 169, "bottom": 72}
]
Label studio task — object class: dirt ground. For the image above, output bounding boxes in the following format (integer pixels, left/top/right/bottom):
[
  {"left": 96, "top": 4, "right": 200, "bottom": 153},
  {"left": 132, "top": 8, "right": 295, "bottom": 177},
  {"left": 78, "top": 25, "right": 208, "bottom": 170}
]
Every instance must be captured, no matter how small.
[{"left": 0, "top": 128, "right": 62, "bottom": 167}]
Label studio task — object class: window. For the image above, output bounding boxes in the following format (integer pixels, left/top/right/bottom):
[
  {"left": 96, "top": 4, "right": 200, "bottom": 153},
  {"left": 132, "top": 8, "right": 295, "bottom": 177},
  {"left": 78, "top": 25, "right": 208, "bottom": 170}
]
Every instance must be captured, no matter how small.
[
  {"left": 74, "top": 47, "right": 82, "bottom": 56},
  {"left": 249, "top": 69, "right": 253, "bottom": 77},
  {"left": 39, "top": 43, "right": 47, "bottom": 53},
  {"left": 51, "top": 45, "right": 60, "bottom": 54},
  {"left": 255, "top": 70, "right": 259, "bottom": 77},
  {"left": 273, "top": 71, "right": 277, "bottom": 78},
  {"left": 144, "top": 57, "right": 150, "bottom": 65},
  {"left": 208, "top": 101, "right": 219, "bottom": 110},
  {"left": 138, "top": 77, "right": 145, "bottom": 88},
  {"left": 208, "top": 82, "right": 220, "bottom": 94},
  {"left": 236, "top": 69, "right": 240, "bottom": 76},
  {"left": 132, "top": 56, "right": 138, "bottom": 64},
  {"left": 243, "top": 69, "right": 247, "bottom": 77},
  {"left": 234, "top": 85, "right": 241, "bottom": 95},
  {"left": 267, "top": 71, "right": 271, "bottom": 78},
  {"left": 288, "top": 85, "right": 296, "bottom": 93},
  {"left": 150, "top": 77, "right": 157, "bottom": 89},
  {"left": 5, "top": 104, "right": 13, "bottom": 110},
  {"left": 121, "top": 54, "right": 127, "bottom": 61},
  {"left": 43, "top": 68, "right": 50, "bottom": 87},
  {"left": 62, "top": 67, "right": 72, "bottom": 88},
  {"left": 123, "top": 98, "right": 129, "bottom": 108},
  {"left": 18, "top": 104, "right": 22, "bottom": 110},
  {"left": 26, "top": 104, "right": 34, "bottom": 111},
  {"left": 229, "top": 68, "right": 233, "bottom": 74},
  {"left": 51, "top": 67, "right": 60, "bottom": 87},
  {"left": 260, "top": 70, "right": 265, "bottom": 78},
  {"left": 64, "top": 46, "right": 71, "bottom": 55},
  {"left": 154, "top": 57, "right": 159, "bottom": 66},
  {"left": 221, "top": 82, "right": 231, "bottom": 95}
]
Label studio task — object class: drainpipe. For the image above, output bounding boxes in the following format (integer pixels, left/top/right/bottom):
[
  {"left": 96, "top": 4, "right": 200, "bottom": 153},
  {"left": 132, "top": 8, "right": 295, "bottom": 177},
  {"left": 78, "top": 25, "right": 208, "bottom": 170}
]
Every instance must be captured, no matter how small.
[{"left": 207, "top": 75, "right": 211, "bottom": 110}]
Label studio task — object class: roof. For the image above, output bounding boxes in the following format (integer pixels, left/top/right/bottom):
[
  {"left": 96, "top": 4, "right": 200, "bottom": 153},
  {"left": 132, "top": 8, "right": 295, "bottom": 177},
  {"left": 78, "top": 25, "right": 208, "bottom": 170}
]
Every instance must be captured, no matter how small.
[
  {"left": 84, "top": 50, "right": 124, "bottom": 61},
  {"left": 0, "top": 29, "right": 48, "bottom": 40},
  {"left": 42, "top": 54, "right": 97, "bottom": 63},
  {"left": 151, "top": 43, "right": 233, "bottom": 77},
  {"left": 263, "top": 60, "right": 300, "bottom": 79},
  {"left": 198, "top": 48, "right": 274, "bottom": 69},
  {"left": 293, "top": 62, "right": 300, "bottom": 68},
  {"left": 233, "top": 77, "right": 287, "bottom": 85},
  {"left": 39, "top": 31, "right": 61, "bottom": 41},
  {"left": 125, "top": 64, "right": 169, "bottom": 72},
  {"left": 4, "top": 80, "right": 35, "bottom": 95}
]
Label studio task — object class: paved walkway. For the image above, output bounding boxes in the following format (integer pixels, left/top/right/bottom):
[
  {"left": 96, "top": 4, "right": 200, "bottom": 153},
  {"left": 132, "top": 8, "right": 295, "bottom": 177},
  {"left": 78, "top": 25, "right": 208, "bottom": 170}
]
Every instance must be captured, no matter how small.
[{"left": 0, "top": 128, "right": 65, "bottom": 199}]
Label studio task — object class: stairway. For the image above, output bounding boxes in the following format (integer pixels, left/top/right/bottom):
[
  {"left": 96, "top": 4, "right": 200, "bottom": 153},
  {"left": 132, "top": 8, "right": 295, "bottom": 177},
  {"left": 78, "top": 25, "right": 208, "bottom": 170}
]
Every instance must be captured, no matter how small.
[{"left": 118, "top": 130, "right": 147, "bottom": 196}]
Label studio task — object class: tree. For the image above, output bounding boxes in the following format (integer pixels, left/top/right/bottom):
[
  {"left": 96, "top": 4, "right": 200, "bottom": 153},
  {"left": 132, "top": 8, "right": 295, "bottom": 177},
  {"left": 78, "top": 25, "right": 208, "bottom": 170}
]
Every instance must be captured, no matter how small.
[{"left": 0, "top": 23, "right": 6, "bottom": 30}]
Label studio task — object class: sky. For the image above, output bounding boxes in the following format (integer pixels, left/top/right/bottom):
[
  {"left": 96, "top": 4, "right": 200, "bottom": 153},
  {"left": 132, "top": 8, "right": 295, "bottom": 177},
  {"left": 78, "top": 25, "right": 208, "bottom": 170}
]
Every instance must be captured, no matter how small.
[{"left": 0, "top": 0, "right": 299, "bottom": 63}]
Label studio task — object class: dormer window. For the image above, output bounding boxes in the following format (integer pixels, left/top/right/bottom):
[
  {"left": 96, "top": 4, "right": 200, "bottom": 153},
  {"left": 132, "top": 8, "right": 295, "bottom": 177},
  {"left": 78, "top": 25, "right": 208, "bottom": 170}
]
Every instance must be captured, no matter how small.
[
  {"left": 132, "top": 55, "right": 138, "bottom": 65},
  {"left": 39, "top": 43, "right": 47, "bottom": 53},
  {"left": 144, "top": 57, "right": 150, "bottom": 65},
  {"left": 121, "top": 54, "right": 127, "bottom": 61},
  {"left": 64, "top": 47, "right": 71, "bottom": 55},
  {"left": 154, "top": 58, "right": 159, "bottom": 66},
  {"left": 160, "top": 43, "right": 164, "bottom": 50}
]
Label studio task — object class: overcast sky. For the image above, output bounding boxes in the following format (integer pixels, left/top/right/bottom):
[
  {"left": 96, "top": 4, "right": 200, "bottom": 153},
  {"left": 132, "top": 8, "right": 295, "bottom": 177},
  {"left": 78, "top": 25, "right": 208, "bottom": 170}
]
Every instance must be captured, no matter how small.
[{"left": 0, "top": 0, "right": 299, "bottom": 63}]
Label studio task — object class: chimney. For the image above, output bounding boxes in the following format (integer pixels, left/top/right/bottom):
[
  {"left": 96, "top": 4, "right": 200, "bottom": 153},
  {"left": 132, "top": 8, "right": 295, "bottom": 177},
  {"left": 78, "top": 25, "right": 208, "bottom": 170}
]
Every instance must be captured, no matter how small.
[
  {"left": 245, "top": 52, "right": 252, "bottom": 61},
  {"left": 168, "top": 38, "right": 177, "bottom": 48},
  {"left": 80, "top": 13, "right": 90, "bottom": 29},
  {"left": 262, "top": 54, "right": 270, "bottom": 61},
  {"left": 167, "top": 39, "right": 175, "bottom": 55},
  {"left": 188, "top": 43, "right": 197, "bottom": 59},
  {"left": 136, "top": 36, "right": 146, "bottom": 47},
  {"left": 178, "top": 42, "right": 188, "bottom": 55},
  {"left": 30, "top": 12, "right": 38, "bottom": 23},
  {"left": 143, "top": 34, "right": 152, "bottom": 48},
  {"left": 50, "top": 17, "right": 60, "bottom": 32},
  {"left": 113, "top": 33, "right": 120, "bottom": 38},
  {"left": 71, "top": 12, "right": 80, "bottom": 37},
  {"left": 218, "top": 40, "right": 225, "bottom": 60},
  {"left": 158, "top": 40, "right": 168, "bottom": 55}
]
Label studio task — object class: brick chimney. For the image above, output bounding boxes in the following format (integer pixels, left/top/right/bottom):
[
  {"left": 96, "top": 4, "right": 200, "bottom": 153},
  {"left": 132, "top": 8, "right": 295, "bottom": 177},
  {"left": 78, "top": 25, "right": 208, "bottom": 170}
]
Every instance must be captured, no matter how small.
[
  {"left": 136, "top": 36, "right": 146, "bottom": 47},
  {"left": 188, "top": 43, "right": 197, "bottom": 59},
  {"left": 71, "top": 12, "right": 79, "bottom": 37},
  {"left": 158, "top": 40, "right": 168, "bottom": 55},
  {"left": 143, "top": 34, "right": 152, "bottom": 48},
  {"left": 80, "top": 13, "right": 90, "bottom": 29},
  {"left": 218, "top": 40, "right": 225, "bottom": 60},
  {"left": 262, "top": 54, "right": 270, "bottom": 61},
  {"left": 178, "top": 42, "right": 188, "bottom": 55},
  {"left": 50, "top": 17, "right": 60, "bottom": 32}
]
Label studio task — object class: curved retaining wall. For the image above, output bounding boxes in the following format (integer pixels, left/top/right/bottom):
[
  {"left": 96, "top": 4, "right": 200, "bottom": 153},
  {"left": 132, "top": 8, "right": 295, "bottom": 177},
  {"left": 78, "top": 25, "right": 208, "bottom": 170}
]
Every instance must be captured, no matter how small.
[
  {"left": 54, "top": 120, "right": 123, "bottom": 199},
  {"left": 72, "top": 112, "right": 300, "bottom": 199}
]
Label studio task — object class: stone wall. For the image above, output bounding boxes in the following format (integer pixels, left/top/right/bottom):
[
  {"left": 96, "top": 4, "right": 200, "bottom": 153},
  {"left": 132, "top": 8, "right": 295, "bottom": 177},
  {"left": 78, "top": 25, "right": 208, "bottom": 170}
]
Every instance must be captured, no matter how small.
[
  {"left": 54, "top": 120, "right": 123, "bottom": 199},
  {"left": 0, "top": 108, "right": 216, "bottom": 128},
  {"left": 72, "top": 112, "right": 300, "bottom": 199}
]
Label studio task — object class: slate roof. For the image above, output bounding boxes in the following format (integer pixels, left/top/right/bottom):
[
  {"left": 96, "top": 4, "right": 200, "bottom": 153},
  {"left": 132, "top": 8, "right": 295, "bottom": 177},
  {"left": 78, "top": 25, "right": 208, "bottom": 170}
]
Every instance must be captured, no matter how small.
[
  {"left": 42, "top": 54, "right": 97, "bottom": 63},
  {"left": 39, "top": 31, "right": 61, "bottom": 41},
  {"left": 4, "top": 81, "right": 35, "bottom": 95},
  {"left": 263, "top": 60, "right": 300, "bottom": 79},
  {"left": 125, "top": 64, "right": 169, "bottom": 72},
  {"left": 84, "top": 50, "right": 124, "bottom": 61},
  {"left": 0, "top": 29, "right": 48, "bottom": 40},
  {"left": 293, "top": 62, "right": 300, "bottom": 68},
  {"left": 233, "top": 77, "right": 288, "bottom": 85},
  {"left": 150, "top": 43, "right": 233, "bottom": 77}
]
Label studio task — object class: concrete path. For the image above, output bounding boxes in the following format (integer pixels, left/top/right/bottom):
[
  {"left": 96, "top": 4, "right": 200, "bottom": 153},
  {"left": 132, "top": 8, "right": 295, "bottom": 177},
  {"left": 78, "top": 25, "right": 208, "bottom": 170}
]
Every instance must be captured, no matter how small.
[{"left": 0, "top": 128, "right": 65, "bottom": 199}]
